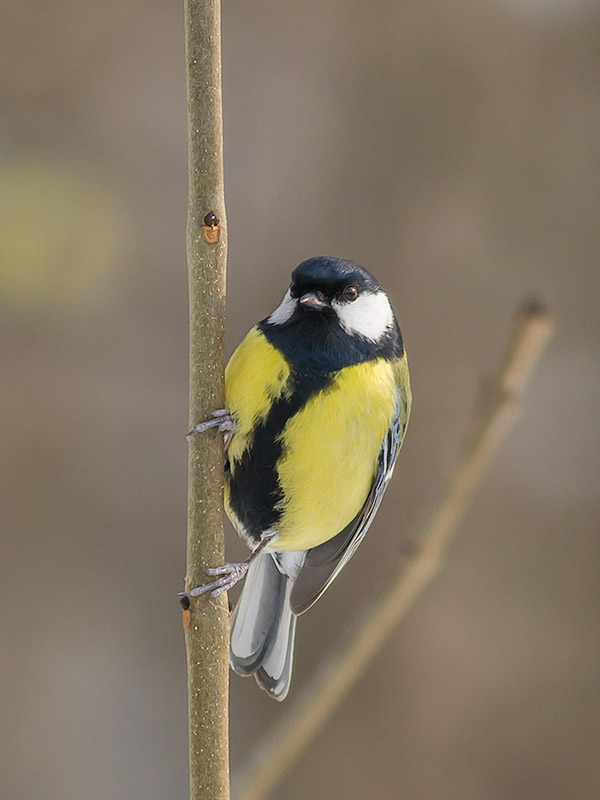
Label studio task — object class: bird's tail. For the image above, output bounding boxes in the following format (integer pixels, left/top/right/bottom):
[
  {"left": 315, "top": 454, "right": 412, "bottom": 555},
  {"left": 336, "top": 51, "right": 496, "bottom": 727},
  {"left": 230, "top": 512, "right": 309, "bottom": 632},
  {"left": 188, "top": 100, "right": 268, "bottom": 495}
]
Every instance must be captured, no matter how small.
[{"left": 230, "top": 551, "right": 302, "bottom": 701}]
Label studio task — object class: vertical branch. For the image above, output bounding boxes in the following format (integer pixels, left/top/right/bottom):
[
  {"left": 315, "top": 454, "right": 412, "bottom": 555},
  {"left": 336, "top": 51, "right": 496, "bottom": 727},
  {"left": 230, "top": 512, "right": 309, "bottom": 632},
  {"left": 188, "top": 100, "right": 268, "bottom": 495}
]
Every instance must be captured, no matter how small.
[{"left": 182, "top": 1, "right": 229, "bottom": 799}]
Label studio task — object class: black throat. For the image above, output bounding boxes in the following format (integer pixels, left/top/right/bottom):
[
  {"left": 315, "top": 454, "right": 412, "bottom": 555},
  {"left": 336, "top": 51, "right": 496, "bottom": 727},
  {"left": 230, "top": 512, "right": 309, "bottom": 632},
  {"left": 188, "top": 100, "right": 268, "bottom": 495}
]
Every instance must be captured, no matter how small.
[{"left": 258, "top": 309, "right": 403, "bottom": 373}]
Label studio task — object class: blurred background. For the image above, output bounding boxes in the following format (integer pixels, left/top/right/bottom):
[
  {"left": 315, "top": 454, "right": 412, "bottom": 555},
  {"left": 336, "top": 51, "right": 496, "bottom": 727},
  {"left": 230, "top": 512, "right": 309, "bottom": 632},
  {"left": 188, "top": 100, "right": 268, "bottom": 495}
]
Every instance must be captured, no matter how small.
[{"left": 1, "top": 1, "right": 599, "bottom": 798}]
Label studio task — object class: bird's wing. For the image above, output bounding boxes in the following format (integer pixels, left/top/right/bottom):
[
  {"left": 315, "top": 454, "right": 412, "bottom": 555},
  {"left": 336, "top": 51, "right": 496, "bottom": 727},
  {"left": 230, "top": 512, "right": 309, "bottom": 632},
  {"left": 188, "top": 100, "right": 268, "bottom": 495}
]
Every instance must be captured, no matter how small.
[{"left": 290, "top": 391, "right": 406, "bottom": 616}]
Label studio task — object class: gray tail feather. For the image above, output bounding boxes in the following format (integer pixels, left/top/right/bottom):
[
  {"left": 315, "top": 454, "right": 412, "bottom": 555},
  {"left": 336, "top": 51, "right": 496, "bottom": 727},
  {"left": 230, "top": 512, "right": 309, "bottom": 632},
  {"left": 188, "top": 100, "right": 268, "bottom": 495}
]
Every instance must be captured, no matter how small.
[{"left": 230, "top": 552, "right": 296, "bottom": 701}]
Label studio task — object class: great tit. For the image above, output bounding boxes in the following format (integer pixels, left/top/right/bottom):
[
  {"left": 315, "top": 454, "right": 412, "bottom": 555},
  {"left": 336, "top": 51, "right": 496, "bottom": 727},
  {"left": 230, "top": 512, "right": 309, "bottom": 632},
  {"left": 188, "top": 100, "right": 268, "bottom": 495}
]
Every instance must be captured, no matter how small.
[{"left": 181, "top": 256, "right": 411, "bottom": 700}]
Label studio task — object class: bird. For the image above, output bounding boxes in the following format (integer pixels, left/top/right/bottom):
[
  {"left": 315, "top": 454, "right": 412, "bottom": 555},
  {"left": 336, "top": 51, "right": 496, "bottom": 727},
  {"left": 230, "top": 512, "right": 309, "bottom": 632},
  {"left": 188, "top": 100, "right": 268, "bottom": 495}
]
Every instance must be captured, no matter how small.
[{"left": 179, "top": 256, "right": 411, "bottom": 700}]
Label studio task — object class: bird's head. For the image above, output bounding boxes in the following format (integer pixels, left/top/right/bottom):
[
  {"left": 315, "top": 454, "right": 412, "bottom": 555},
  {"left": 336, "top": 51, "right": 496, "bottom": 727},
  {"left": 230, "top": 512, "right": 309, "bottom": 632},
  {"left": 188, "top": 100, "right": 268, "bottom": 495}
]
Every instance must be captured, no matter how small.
[{"left": 267, "top": 256, "right": 395, "bottom": 344}]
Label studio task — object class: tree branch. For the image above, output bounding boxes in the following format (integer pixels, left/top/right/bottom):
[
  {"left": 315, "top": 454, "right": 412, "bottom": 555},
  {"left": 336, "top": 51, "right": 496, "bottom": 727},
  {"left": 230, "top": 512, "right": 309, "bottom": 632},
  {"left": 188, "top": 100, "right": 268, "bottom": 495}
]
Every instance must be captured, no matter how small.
[
  {"left": 181, "top": 1, "right": 229, "bottom": 798},
  {"left": 234, "top": 300, "right": 553, "bottom": 800}
]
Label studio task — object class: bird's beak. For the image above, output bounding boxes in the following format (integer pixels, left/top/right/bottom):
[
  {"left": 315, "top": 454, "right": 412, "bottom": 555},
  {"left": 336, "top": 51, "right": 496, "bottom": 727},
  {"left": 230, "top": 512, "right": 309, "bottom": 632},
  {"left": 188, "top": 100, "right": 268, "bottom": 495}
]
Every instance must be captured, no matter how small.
[{"left": 299, "top": 291, "right": 328, "bottom": 310}]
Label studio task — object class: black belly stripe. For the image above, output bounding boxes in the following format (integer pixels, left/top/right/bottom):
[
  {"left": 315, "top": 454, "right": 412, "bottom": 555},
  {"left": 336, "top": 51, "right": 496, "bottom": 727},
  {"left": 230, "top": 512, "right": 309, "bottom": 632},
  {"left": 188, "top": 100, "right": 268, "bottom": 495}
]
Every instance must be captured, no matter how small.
[{"left": 227, "top": 370, "right": 332, "bottom": 543}]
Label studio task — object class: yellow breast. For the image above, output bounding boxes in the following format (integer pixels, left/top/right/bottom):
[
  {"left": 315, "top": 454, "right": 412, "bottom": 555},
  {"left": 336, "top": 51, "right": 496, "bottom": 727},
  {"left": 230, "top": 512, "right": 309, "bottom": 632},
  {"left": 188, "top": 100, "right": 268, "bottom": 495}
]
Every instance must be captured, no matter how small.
[
  {"left": 274, "top": 358, "right": 399, "bottom": 550},
  {"left": 224, "top": 326, "right": 291, "bottom": 467}
]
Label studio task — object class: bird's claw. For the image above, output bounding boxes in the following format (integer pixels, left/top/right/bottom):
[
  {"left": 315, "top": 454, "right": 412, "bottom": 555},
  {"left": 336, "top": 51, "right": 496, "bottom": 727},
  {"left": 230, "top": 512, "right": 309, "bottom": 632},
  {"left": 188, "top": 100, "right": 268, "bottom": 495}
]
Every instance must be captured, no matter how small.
[
  {"left": 178, "top": 562, "right": 249, "bottom": 599},
  {"left": 186, "top": 408, "right": 235, "bottom": 441},
  {"left": 205, "top": 564, "right": 239, "bottom": 576}
]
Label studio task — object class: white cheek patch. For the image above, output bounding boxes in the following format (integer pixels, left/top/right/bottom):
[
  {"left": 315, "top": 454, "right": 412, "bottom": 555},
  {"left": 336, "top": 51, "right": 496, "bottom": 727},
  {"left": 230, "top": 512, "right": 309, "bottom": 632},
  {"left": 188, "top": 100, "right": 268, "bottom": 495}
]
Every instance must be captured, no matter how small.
[
  {"left": 332, "top": 291, "right": 394, "bottom": 342},
  {"left": 268, "top": 289, "right": 297, "bottom": 325}
]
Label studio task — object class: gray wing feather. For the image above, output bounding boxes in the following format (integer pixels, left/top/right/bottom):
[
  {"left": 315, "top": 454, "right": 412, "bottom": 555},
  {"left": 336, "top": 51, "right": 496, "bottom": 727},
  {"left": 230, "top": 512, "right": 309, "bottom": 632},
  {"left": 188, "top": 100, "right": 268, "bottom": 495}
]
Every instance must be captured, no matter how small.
[{"left": 290, "top": 394, "right": 405, "bottom": 616}]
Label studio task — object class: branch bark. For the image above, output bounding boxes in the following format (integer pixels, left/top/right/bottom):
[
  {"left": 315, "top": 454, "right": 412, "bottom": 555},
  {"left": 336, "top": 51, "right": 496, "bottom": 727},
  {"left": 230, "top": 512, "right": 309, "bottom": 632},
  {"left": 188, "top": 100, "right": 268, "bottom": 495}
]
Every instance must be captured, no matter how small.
[
  {"left": 234, "top": 300, "right": 553, "bottom": 800},
  {"left": 181, "top": 1, "right": 229, "bottom": 798}
]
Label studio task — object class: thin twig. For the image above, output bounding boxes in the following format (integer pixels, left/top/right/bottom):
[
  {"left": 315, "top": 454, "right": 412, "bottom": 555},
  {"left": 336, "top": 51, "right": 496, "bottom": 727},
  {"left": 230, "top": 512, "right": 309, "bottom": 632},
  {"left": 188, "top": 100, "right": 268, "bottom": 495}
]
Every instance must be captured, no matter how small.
[
  {"left": 181, "top": 1, "right": 229, "bottom": 798},
  {"left": 234, "top": 300, "right": 554, "bottom": 800}
]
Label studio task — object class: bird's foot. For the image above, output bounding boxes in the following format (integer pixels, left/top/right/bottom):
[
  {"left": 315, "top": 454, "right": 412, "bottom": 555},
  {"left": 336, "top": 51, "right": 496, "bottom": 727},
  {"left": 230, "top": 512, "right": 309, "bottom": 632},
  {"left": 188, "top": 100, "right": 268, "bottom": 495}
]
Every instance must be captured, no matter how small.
[
  {"left": 178, "top": 535, "right": 274, "bottom": 602},
  {"left": 186, "top": 408, "right": 236, "bottom": 441},
  {"left": 178, "top": 561, "right": 249, "bottom": 599}
]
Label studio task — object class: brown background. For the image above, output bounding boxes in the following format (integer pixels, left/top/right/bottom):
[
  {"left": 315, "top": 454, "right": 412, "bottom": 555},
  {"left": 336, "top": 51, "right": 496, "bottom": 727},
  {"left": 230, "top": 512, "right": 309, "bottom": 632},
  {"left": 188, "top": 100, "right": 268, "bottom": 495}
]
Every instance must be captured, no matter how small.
[{"left": 1, "top": 1, "right": 599, "bottom": 798}]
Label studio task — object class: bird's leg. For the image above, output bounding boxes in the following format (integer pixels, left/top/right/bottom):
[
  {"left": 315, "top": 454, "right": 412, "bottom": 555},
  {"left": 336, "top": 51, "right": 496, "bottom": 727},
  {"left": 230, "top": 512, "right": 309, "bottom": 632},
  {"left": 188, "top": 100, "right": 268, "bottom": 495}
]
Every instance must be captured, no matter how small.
[
  {"left": 178, "top": 534, "right": 275, "bottom": 600},
  {"left": 186, "top": 408, "right": 236, "bottom": 446}
]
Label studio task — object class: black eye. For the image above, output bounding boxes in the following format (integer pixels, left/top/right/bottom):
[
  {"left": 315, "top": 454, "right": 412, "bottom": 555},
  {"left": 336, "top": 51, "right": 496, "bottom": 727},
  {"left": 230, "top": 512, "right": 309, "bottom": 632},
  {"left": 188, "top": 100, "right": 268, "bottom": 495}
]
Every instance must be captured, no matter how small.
[
  {"left": 342, "top": 285, "right": 358, "bottom": 302},
  {"left": 289, "top": 284, "right": 300, "bottom": 298}
]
